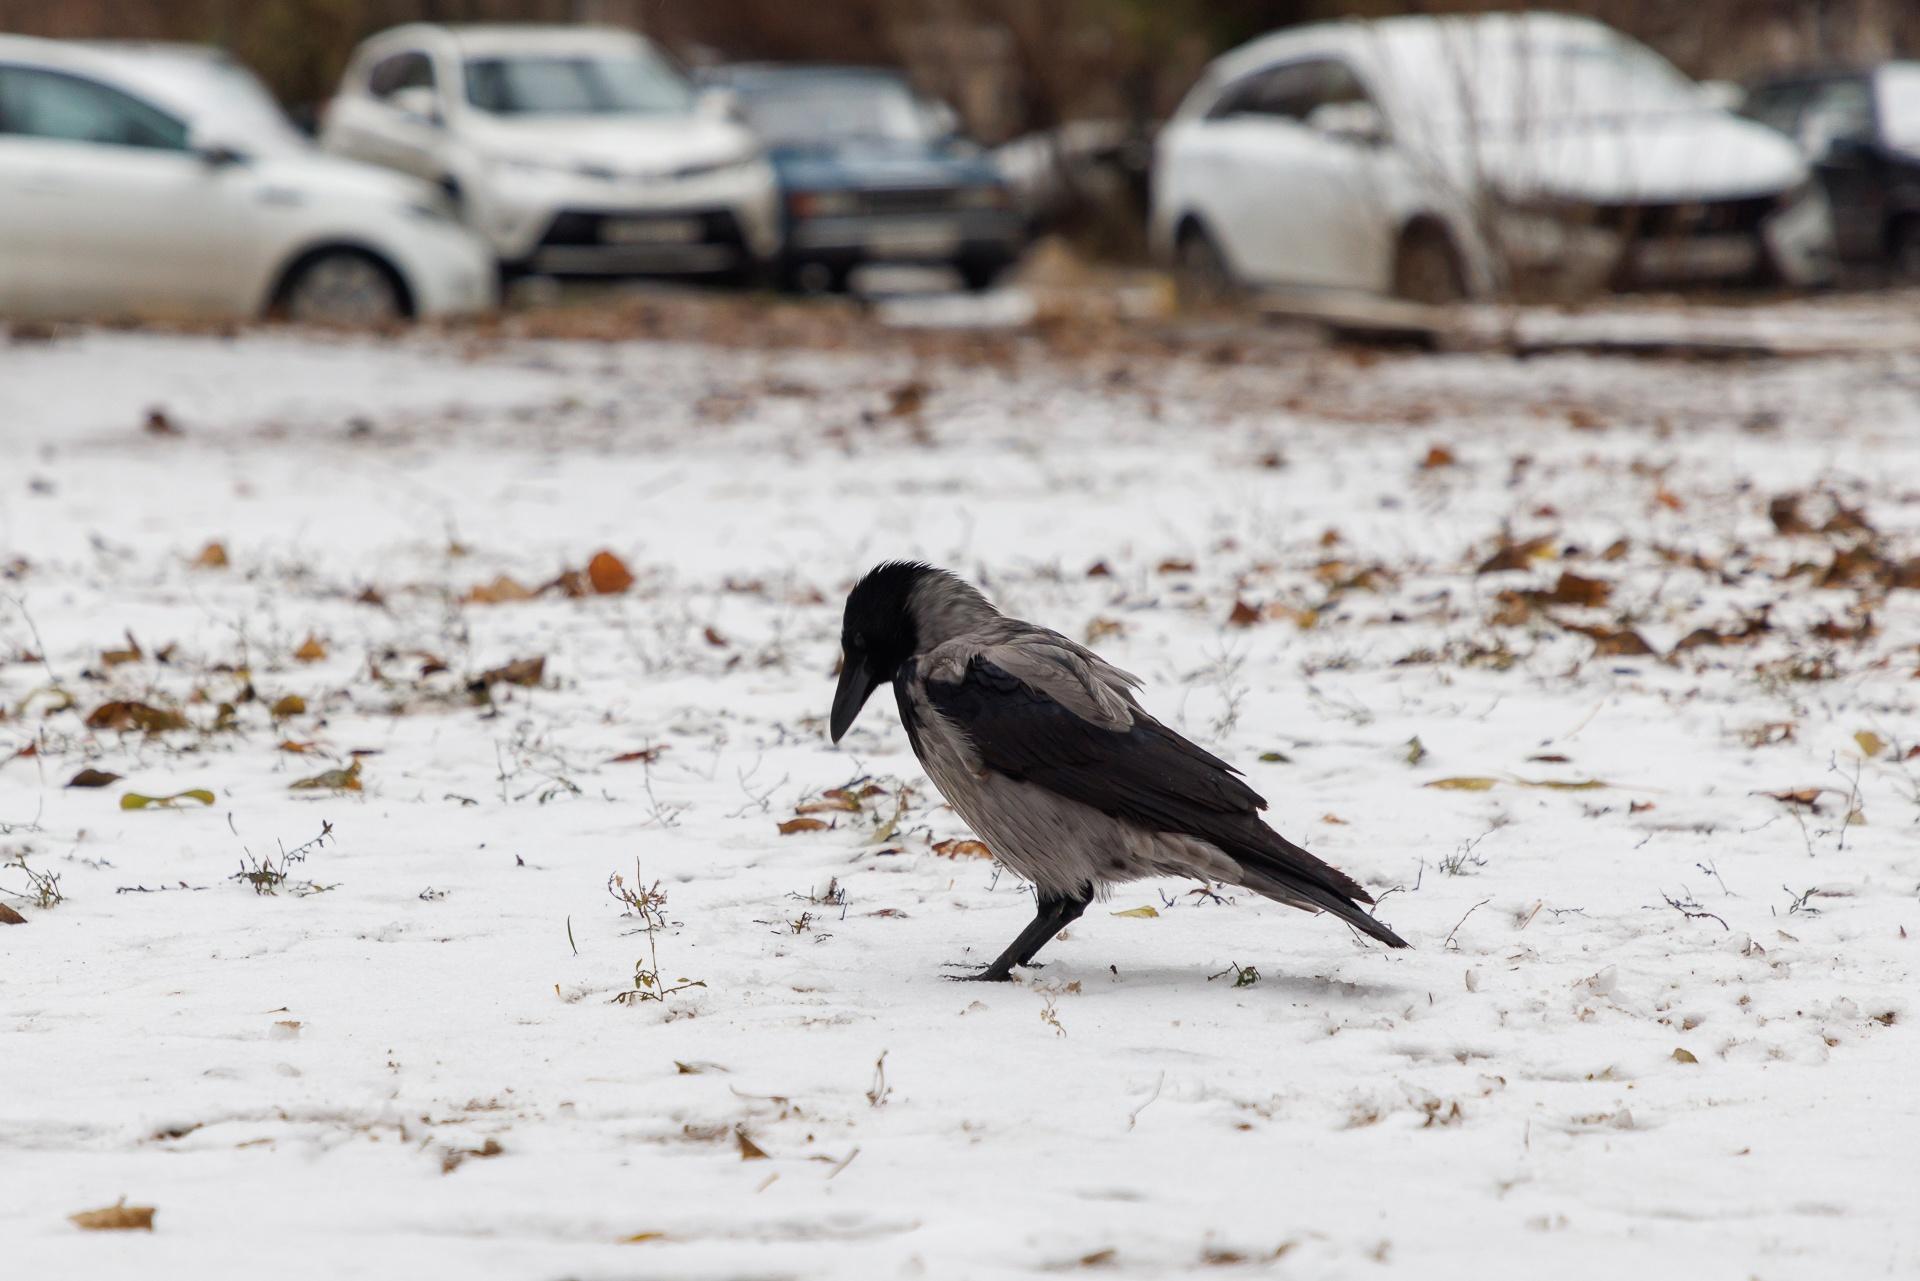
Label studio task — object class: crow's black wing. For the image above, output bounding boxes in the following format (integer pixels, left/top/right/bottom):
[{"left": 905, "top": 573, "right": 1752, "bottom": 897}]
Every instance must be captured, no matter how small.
[{"left": 924, "top": 655, "right": 1402, "bottom": 942}]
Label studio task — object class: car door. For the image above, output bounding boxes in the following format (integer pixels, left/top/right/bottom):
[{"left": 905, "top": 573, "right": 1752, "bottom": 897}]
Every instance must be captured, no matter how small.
[
  {"left": 0, "top": 63, "right": 245, "bottom": 318},
  {"left": 1196, "top": 58, "right": 1395, "bottom": 290},
  {"left": 332, "top": 49, "right": 449, "bottom": 182}
]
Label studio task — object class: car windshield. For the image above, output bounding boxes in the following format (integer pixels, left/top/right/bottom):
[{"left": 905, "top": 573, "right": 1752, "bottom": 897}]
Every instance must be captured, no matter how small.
[
  {"left": 1877, "top": 63, "right": 1920, "bottom": 154},
  {"left": 463, "top": 52, "right": 692, "bottom": 116},
  {"left": 97, "top": 48, "right": 307, "bottom": 152},
  {"left": 735, "top": 75, "right": 933, "bottom": 144},
  {"left": 1402, "top": 30, "right": 1707, "bottom": 131}
]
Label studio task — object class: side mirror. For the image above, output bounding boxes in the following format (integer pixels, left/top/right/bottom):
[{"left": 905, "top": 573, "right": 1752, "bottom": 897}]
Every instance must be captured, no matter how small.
[
  {"left": 1699, "top": 80, "right": 1745, "bottom": 113},
  {"left": 389, "top": 85, "right": 443, "bottom": 127},
  {"left": 695, "top": 87, "right": 744, "bottom": 124},
  {"left": 191, "top": 135, "right": 249, "bottom": 167},
  {"left": 1306, "top": 100, "right": 1388, "bottom": 146}
]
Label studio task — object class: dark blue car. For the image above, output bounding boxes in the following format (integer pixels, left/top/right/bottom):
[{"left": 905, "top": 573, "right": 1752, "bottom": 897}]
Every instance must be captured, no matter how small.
[{"left": 704, "top": 64, "right": 1024, "bottom": 292}]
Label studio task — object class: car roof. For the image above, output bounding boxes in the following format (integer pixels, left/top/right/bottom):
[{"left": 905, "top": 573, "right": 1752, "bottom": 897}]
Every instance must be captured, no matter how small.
[
  {"left": 361, "top": 23, "right": 661, "bottom": 59},
  {"left": 0, "top": 34, "right": 211, "bottom": 121},
  {"left": 1191, "top": 11, "right": 1623, "bottom": 110}
]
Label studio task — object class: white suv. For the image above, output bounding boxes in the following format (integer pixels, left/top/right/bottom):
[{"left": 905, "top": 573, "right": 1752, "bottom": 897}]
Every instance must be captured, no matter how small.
[
  {"left": 321, "top": 24, "right": 779, "bottom": 280},
  {"left": 0, "top": 36, "right": 495, "bottom": 324}
]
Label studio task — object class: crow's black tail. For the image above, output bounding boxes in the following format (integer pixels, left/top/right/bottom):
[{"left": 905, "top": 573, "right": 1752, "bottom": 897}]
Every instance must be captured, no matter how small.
[{"left": 1230, "top": 825, "right": 1411, "bottom": 948}]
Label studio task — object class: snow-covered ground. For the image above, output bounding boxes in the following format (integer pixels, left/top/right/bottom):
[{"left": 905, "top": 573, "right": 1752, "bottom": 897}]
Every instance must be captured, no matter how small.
[{"left": 2, "top": 316, "right": 1916, "bottom": 1279}]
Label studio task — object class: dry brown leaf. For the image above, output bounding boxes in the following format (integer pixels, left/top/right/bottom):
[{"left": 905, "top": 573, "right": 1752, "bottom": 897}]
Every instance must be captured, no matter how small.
[
  {"left": 1320, "top": 812, "right": 1348, "bottom": 824},
  {"left": 1110, "top": 905, "right": 1159, "bottom": 919},
  {"left": 1476, "top": 534, "right": 1554, "bottom": 575},
  {"left": 101, "top": 631, "right": 143, "bottom": 666},
  {"left": 293, "top": 635, "right": 327, "bottom": 663},
  {"left": 1227, "top": 599, "right": 1262, "bottom": 627},
  {"left": 290, "top": 760, "right": 361, "bottom": 792},
  {"left": 474, "top": 656, "right": 545, "bottom": 688},
  {"left": 85, "top": 701, "right": 187, "bottom": 734},
  {"left": 463, "top": 575, "right": 535, "bottom": 605},
  {"left": 1085, "top": 617, "right": 1126, "bottom": 643},
  {"left": 1854, "top": 730, "right": 1887, "bottom": 759},
  {"left": 703, "top": 626, "right": 729, "bottom": 648},
  {"left": 932, "top": 838, "right": 992, "bottom": 859},
  {"left": 736, "top": 1129, "right": 770, "bottom": 1160},
  {"left": 797, "top": 794, "right": 861, "bottom": 814},
  {"left": 1420, "top": 444, "right": 1457, "bottom": 469},
  {"left": 1671, "top": 1048, "right": 1699, "bottom": 1064},
  {"left": 270, "top": 694, "right": 306, "bottom": 718},
  {"left": 193, "top": 541, "right": 228, "bottom": 568},
  {"left": 1426, "top": 777, "right": 1498, "bottom": 791},
  {"left": 588, "top": 550, "right": 635, "bottom": 594},
  {"left": 0, "top": 902, "right": 25, "bottom": 925},
  {"left": 1762, "top": 787, "right": 1825, "bottom": 810},
  {"left": 1156, "top": 558, "right": 1195, "bottom": 575},
  {"left": 1084, "top": 560, "right": 1112, "bottom": 578},
  {"left": 1562, "top": 623, "right": 1657, "bottom": 657},
  {"left": 608, "top": 746, "right": 665, "bottom": 764},
  {"left": 777, "top": 817, "right": 829, "bottom": 835},
  {"left": 70, "top": 1199, "right": 155, "bottom": 1231},
  {"left": 65, "top": 768, "right": 121, "bottom": 788}
]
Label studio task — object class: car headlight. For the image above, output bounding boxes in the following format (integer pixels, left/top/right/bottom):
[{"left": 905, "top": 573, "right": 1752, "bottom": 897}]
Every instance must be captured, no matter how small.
[
  {"left": 788, "top": 190, "right": 860, "bottom": 218},
  {"left": 669, "top": 153, "right": 761, "bottom": 182}
]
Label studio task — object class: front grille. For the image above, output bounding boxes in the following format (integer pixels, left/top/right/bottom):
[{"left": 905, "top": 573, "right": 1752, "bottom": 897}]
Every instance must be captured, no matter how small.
[
  {"left": 538, "top": 208, "right": 746, "bottom": 249},
  {"left": 1591, "top": 195, "right": 1776, "bottom": 239},
  {"left": 858, "top": 187, "right": 959, "bottom": 217}
]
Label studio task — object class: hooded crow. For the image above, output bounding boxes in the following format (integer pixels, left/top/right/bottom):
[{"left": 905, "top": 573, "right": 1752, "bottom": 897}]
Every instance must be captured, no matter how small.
[{"left": 830, "top": 561, "right": 1410, "bottom": 980}]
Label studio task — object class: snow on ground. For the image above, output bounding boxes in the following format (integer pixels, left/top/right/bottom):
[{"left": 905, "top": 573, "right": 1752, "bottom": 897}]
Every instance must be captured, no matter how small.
[{"left": 1, "top": 315, "right": 1916, "bottom": 1279}]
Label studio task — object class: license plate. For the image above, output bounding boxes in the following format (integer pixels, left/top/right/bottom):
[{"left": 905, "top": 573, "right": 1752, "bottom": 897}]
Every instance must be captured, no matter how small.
[
  {"left": 602, "top": 217, "right": 702, "bottom": 245},
  {"left": 865, "top": 220, "right": 961, "bottom": 257},
  {"left": 1634, "top": 235, "right": 1757, "bottom": 278}
]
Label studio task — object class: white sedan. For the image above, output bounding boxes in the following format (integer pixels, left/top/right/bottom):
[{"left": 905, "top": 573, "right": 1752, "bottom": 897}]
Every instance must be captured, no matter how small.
[
  {"left": 1152, "top": 12, "right": 1836, "bottom": 302},
  {"left": 0, "top": 36, "right": 496, "bottom": 325},
  {"left": 320, "top": 24, "right": 779, "bottom": 279}
]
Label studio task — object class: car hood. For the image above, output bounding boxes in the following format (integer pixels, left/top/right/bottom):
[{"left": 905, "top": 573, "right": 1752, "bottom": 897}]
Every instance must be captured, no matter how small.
[
  {"left": 1426, "top": 111, "right": 1810, "bottom": 205},
  {"left": 240, "top": 149, "right": 441, "bottom": 206},
  {"left": 770, "top": 139, "right": 998, "bottom": 191},
  {"left": 459, "top": 114, "right": 759, "bottom": 175}
]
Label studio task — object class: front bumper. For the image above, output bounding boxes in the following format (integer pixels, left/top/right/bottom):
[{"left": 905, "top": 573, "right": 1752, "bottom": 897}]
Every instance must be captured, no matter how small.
[
  {"left": 786, "top": 208, "right": 1024, "bottom": 266},
  {"left": 1494, "top": 186, "right": 1837, "bottom": 290},
  {"left": 516, "top": 208, "right": 755, "bottom": 277}
]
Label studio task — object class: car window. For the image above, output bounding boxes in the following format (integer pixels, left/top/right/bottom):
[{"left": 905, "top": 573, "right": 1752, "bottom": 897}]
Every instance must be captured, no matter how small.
[
  {"left": 1206, "top": 58, "right": 1371, "bottom": 123},
  {"left": 1743, "top": 83, "right": 1814, "bottom": 136},
  {"left": 464, "top": 52, "right": 692, "bottom": 116},
  {"left": 368, "top": 50, "right": 436, "bottom": 100},
  {"left": 0, "top": 64, "right": 187, "bottom": 149},
  {"left": 1798, "top": 79, "right": 1874, "bottom": 156}
]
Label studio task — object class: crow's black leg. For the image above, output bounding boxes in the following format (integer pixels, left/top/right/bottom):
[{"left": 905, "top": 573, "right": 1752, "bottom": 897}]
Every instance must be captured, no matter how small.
[
  {"left": 952, "top": 893, "right": 1076, "bottom": 982},
  {"left": 1014, "top": 886, "right": 1092, "bottom": 967}
]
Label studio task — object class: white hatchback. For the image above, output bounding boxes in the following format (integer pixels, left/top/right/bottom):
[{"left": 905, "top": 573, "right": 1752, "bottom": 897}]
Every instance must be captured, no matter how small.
[
  {"left": 1152, "top": 12, "right": 1837, "bottom": 302},
  {"left": 0, "top": 36, "right": 496, "bottom": 325},
  {"left": 321, "top": 24, "right": 779, "bottom": 279}
]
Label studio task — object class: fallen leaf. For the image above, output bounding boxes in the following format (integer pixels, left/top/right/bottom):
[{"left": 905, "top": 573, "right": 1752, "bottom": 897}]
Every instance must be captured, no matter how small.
[
  {"left": 621, "top": 1231, "right": 668, "bottom": 1244},
  {"left": 473, "top": 656, "right": 545, "bottom": 689},
  {"left": 270, "top": 694, "right": 306, "bottom": 718},
  {"left": 1084, "top": 561, "right": 1112, "bottom": 578},
  {"left": 1085, "top": 616, "right": 1126, "bottom": 643},
  {"left": 1111, "top": 905, "right": 1159, "bottom": 919},
  {"left": 193, "top": 540, "right": 229, "bottom": 568},
  {"left": 0, "top": 903, "right": 25, "bottom": 925},
  {"left": 1320, "top": 812, "right": 1348, "bottom": 824},
  {"left": 289, "top": 761, "right": 361, "bottom": 792},
  {"left": 100, "top": 631, "right": 143, "bottom": 666},
  {"left": 703, "top": 626, "right": 729, "bottom": 648},
  {"left": 277, "top": 739, "right": 318, "bottom": 754},
  {"left": 777, "top": 817, "right": 828, "bottom": 834},
  {"left": 1420, "top": 444, "right": 1457, "bottom": 469},
  {"left": 293, "top": 635, "right": 327, "bottom": 663},
  {"left": 1156, "top": 558, "right": 1195, "bottom": 574},
  {"left": 85, "top": 701, "right": 187, "bottom": 733},
  {"left": 1854, "top": 730, "right": 1887, "bottom": 759},
  {"left": 1562, "top": 622, "right": 1657, "bottom": 657},
  {"left": 69, "top": 1199, "right": 154, "bottom": 1231},
  {"left": 736, "top": 1130, "right": 769, "bottom": 1160},
  {"left": 144, "top": 406, "right": 180, "bottom": 436},
  {"left": 1426, "top": 777, "right": 1498, "bottom": 791},
  {"left": 1769, "top": 493, "right": 1813, "bottom": 534},
  {"left": 588, "top": 550, "right": 635, "bottom": 594},
  {"left": 1671, "top": 1048, "right": 1698, "bottom": 1064},
  {"left": 463, "top": 575, "right": 535, "bottom": 605},
  {"left": 120, "top": 788, "right": 216, "bottom": 810},
  {"left": 1227, "top": 599, "right": 1261, "bottom": 627},
  {"left": 932, "top": 838, "right": 992, "bottom": 859},
  {"left": 1404, "top": 736, "right": 1428, "bottom": 766},
  {"left": 1476, "top": 534, "right": 1555, "bottom": 575},
  {"left": 66, "top": 768, "right": 122, "bottom": 788},
  {"left": 608, "top": 746, "right": 665, "bottom": 764},
  {"left": 797, "top": 794, "right": 862, "bottom": 814},
  {"left": 1762, "top": 787, "right": 1825, "bottom": 810}
]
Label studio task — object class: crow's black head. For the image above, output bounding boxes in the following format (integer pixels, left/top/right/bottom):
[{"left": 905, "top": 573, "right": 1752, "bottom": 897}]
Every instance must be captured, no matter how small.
[{"left": 831, "top": 561, "right": 931, "bottom": 742}]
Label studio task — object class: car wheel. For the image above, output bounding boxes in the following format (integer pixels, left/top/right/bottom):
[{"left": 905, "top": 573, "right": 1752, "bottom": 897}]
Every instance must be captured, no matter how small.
[
  {"left": 1175, "top": 222, "right": 1237, "bottom": 307},
  {"left": 957, "top": 257, "right": 1009, "bottom": 293},
  {"left": 1892, "top": 218, "right": 1920, "bottom": 281},
  {"left": 1392, "top": 223, "right": 1466, "bottom": 305},
  {"left": 278, "top": 251, "right": 407, "bottom": 327}
]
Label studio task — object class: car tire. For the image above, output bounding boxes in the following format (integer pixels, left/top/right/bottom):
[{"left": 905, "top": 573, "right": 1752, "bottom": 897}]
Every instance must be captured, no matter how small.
[
  {"left": 957, "top": 256, "right": 1009, "bottom": 293},
  {"left": 1174, "top": 221, "right": 1238, "bottom": 308},
  {"left": 275, "top": 250, "right": 408, "bottom": 327},
  {"left": 1392, "top": 222, "right": 1467, "bottom": 305},
  {"left": 1892, "top": 217, "right": 1920, "bottom": 281}
]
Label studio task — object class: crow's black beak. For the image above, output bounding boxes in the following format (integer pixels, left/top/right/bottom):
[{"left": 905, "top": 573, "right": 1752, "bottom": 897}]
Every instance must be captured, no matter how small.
[{"left": 830, "top": 658, "right": 880, "bottom": 744}]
